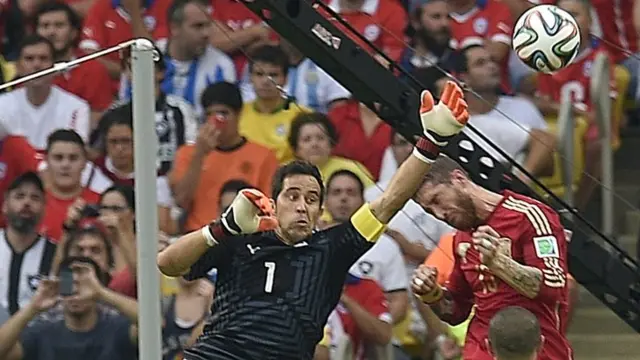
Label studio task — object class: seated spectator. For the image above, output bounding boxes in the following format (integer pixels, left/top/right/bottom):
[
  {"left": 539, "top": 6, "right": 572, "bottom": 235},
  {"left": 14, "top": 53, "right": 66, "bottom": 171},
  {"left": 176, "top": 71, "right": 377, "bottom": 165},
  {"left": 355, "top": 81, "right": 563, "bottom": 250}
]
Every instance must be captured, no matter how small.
[
  {"left": 161, "top": 277, "right": 214, "bottom": 360},
  {"left": 0, "top": 257, "right": 138, "bottom": 360},
  {"left": 321, "top": 0, "right": 408, "bottom": 62},
  {"left": 39, "top": 130, "right": 101, "bottom": 243},
  {"left": 0, "top": 135, "right": 43, "bottom": 227},
  {"left": 0, "top": 172, "right": 55, "bottom": 315},
  {"left": 241, "top": 40, "right": 350, "bottom": 113},
  {"left": 35, "top": 2, "right": 113, "bottom": 128},
  {"left": 448, "top": 0, "right": 514, "bottom": 93},
  {"left": 328, "top": 99, "right": 392, "bottom": 180},
  {"left": 1, "top": 0, "right": 42, "bottom": 61},
  {"left": 239, "top": 45, "right": 311, "bottom": 164},
  {"left": 79, "top": 0, "right": 172, "bottom": 88},
  {"left": 209, "top": 0, "right": 277, "bottom": 77},
  {"left": 533, "top": 0, "right": 618, "bottom": 209},
  {"left": 454, "top": 45, "right": 556, "bottom": 183},
  {"left": 288, "top": 113, "right": 374, "bottom": 187},
  {"left": 401, "top": 0, "right": 456, "bottom": 74},
  {"left": 170, "top": 82, "right": 278, "bottom": 231},
  {"left": 316, "top": 273, "right": 392, "bottom": 360},
  {"left": 0, "top": 35, "right": 90, "bottom": 150},
  {"left": 161, "top": 0, "right": 236, "bottom": 116},
  {"left": 322, "top": 170, "right": 409, "bottom": 359}
]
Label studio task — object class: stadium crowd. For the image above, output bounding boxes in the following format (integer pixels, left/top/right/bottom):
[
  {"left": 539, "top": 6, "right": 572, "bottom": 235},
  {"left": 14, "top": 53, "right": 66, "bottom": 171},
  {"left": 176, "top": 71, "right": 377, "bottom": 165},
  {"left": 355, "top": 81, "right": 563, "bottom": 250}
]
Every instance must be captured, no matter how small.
[{"left": 0, "top": 0, "right": 636, "bottom": 358}]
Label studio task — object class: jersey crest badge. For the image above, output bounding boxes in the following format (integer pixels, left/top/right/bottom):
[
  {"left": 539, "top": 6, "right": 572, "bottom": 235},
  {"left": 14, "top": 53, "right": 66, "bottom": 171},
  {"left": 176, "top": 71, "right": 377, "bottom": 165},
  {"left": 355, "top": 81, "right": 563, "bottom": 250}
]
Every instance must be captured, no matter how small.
[
  {"left": 533, "top": 236, "right": 559, "bottom": 258},
  {"left": 143, "top": 15, "right": 157, "bottom": 31},
  {"left": 473, "top": 18, "right": 488, "bottom": 35},
  {"left": 363, "top": 24, "right": 381, "bottom": 42}
]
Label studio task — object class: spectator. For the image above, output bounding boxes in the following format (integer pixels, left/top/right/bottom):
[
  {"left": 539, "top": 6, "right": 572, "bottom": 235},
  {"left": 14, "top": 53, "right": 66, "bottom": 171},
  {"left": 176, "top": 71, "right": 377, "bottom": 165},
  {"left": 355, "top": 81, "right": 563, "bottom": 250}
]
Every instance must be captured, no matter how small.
[
  {"left": 317, "top": 273, "right": 392, "bottom": 360},
  {"left": 0, "top": 54, "right": 16, "bottom": 93},
  {"left": 35, "top": 2, "right": 113, "bottom": 128},
  {"left": 288, "top": 113, "right": 374, "bottom": 187},
  {"left": 322, "top": 170, "right": 409, "bottom": 358},
  {"left": 162, "top": 0, "right": 236, "bottom": 116},
  {"left": 487, "top": 307, "right": 542, "bottom": 360},
  {"left": 170, "top": 81, "right": 279, "bottom": 231},
  {"left": 161, "top": 278, "right": 214, "bottom": 360},
  {"left": 218, "top": 179, "right": 252, "bottom": 215},
  {"left": 239, "top": 45, "right": 310, "bottom": 164},
  {"left": 93, "top": 113, "right": 135, "bottom": 186},
  {"left": 1, "top": 0, "right": 45, "bottom": 60},
  {"left": 448, "top": 0, "right": 514, "bottom": 92},
  {"left": 321, "top": 0, "right": 408, "bottom": 62},
  {"left": 455, "top": 45, "right": 556, "bottom": 183},
  {"left": 79, "top": 0, "right": 172, "bottom": 87},
  {"left": 209, "top": 0, "right": 276, "bottom": 77},
  {"left": 377, "top": 130, "right": 413, "bottom": 184},
  {"left": 401, "top": 0, "right": 456, "bottom": 74},
  {"left": 241, "top": 40, "right": 350, "bottom": 113},
  {"left": 0, "top": 172, "right": 55, "bottom": 315},
  {"left": 0, "top": 35, "right": 90, "bottom": 150},
  {"left": 39, "top": 130, "right": 101, "bottom": 243},
  {"left": 0, "top": 257, "right": 139, "bottom": 360},
  {"left": 534, "top": 0, "right": 618, "bottom": 209},
  {"left": 328, "top": 99, "right": 393, "bottom": 180},
  {"left": 0, "top": 135, "right": 43, "bottom": 227},
  {"left": 54, "top": 220, "right": 115, "bottom": 276}
]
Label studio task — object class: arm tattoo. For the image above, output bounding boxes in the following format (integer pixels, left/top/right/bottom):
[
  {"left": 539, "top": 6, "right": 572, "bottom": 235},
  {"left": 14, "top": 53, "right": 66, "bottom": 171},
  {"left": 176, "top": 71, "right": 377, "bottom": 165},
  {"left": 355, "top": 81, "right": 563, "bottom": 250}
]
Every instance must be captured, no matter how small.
[{"left": 490, "top": 254, "right": 542, "bottom": 299}]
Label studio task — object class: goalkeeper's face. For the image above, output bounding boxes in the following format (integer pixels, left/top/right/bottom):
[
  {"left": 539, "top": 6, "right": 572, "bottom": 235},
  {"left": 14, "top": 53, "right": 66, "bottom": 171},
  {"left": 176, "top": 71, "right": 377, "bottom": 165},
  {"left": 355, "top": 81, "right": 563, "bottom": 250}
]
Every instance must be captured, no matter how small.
[{"left": 274, "top": 174, "right": 323, "bottom": 243}]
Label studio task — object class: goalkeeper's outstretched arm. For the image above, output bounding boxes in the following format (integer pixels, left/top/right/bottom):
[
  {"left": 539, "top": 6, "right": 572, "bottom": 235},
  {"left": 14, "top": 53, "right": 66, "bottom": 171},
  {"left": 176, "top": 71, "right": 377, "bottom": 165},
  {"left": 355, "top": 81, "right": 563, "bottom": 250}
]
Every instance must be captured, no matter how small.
[{"left": 369, "top": 81, "right": 469, "bottom": 224}]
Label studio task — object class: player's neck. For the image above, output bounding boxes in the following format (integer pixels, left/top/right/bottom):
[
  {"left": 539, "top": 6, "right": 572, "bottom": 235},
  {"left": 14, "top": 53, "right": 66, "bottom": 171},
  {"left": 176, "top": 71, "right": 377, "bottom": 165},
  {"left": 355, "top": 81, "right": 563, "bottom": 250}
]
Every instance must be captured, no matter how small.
[
  {"left": 64, "top": 307, "right": 99, "bottom": 332},
  {"left": 167, "top": 41, "right": 192, "bottom": 62},
  {"left": 471, "top": 185, "right": 504, "bottom": 221},
  {"left": 217, "top": 133, "right": 244, "bottom": 149},
  {"left": 46, "top": 180, "right": 83, "bottom": 200},
  {"left": 26, "top": 85, "right": 52, "bottom": 107},
  {"left": 56, "top": 47, "right": 74, "bottom": 62},
  {"left": 5, "top": 227, "right": 39, "bottom": 253},
  {"left": 254, "top": 97, "right": 286, "bottom": 113},
  {"left": 449, "top": 0, "right": 475, "bottom": 15}
]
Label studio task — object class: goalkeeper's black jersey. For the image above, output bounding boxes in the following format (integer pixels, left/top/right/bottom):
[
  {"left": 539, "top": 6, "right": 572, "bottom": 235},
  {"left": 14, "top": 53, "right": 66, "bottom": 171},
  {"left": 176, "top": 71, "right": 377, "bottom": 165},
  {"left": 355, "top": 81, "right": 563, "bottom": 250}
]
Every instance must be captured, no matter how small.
[{"left": 183, "top": 222, "right": 374, "bottom": 360}]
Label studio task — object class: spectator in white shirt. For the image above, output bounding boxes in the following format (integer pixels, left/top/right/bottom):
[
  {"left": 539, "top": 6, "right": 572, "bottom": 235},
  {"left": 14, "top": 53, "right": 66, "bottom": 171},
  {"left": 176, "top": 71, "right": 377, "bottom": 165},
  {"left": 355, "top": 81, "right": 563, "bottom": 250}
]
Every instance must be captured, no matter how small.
[
  {"left": 452, "top": 44, "right": 556, "bottom": 183},
  {"left": 159, "top": 0, "right": 236, "bottom": 117},
  {"left": 0, "top": 35, "right": 90, "bottom": 150},
  {"left": 240, "top": 40, "right": 350, "bottom": 113}
]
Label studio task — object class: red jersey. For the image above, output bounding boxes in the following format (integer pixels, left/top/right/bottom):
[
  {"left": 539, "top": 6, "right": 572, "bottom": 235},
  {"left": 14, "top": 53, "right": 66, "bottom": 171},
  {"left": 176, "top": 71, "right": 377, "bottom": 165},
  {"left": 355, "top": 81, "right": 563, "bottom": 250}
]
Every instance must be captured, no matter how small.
[
  {"left": 327, "top": 276, "right": 391, "bottom": 360},
  {"left": 320, "top": 0, "right": 408, "bottom": 62},
  {"left": 590, "top": 0, "right": 638, "bottom": 63},
  {"left": 0, "top": 136, "right": 43, "bottom": 227},
  {"left": 54, "top": 53, "right": 113, "bottom": 112},
  {"left": 79, "top": 0, "right": 171, "bottom": 64},
  {"left": 328, "top": 100, "right": 391, "bottom": 180},
  {"left": 109, "top": 267, "right": 137, "bottom": 298},
  {"left": 537, "top": 47, "right": 617, "bottom": 113},
  {"left": 211, "top": 0, "right": 278, "bottom": 77},
  {"left": 40, "top": 188, "right": 101, "bottom": 243},
  {"left": 449, "top": 0, "right": 513, "bottom": 92},
  {"left": 446, "top": 190, "right": 572, "bottom": 360}
]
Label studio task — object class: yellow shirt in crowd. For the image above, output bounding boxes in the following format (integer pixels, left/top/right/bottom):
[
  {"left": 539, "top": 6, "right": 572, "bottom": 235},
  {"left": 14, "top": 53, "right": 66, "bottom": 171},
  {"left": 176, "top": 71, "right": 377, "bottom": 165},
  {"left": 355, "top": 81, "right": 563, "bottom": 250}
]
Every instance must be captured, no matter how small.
[{"left": 239, "top": 102, "right": 310, "bottom": 164}]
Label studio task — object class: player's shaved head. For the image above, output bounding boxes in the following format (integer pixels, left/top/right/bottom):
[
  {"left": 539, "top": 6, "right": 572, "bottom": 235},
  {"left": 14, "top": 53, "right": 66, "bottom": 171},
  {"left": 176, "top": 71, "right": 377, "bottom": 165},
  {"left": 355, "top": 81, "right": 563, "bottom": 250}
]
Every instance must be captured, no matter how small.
[{"left": 488, "top": 306, "right": 542, "bottom": 360}]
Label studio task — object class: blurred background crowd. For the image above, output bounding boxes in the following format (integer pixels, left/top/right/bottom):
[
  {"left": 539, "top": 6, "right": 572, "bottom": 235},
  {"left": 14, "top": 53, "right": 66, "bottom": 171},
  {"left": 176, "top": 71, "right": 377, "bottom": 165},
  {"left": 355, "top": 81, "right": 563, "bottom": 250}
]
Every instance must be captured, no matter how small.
[{"left": 0, "top": 0, "right": 638, "bottom": 359}]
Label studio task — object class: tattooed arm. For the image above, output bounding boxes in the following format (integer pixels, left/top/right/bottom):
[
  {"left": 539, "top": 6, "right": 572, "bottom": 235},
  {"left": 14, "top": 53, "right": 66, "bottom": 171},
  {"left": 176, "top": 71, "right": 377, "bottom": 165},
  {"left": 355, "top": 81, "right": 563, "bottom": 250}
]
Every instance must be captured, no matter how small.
[{"left": 487, "top": 254, "right": 543, "bottom": 299}]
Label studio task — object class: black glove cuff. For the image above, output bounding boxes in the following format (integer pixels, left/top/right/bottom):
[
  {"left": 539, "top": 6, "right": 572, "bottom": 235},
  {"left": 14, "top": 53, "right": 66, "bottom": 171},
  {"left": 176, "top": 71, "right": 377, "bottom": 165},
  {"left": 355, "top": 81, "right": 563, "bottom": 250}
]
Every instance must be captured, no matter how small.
[
  {"left": 415, "top": 136, "right": 441, "bottom": 162},
  {"left": 209, "top": 220, "right": 232, "bottom": 241}
]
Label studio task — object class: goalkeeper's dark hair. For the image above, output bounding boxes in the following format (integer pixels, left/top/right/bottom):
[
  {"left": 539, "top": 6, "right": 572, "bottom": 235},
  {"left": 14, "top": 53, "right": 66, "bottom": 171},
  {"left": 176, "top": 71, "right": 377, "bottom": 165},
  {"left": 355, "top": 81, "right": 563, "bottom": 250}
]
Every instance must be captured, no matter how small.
[
  {"left": 422, "top": 155, "right": 468, "bottom": 185},
  {"left": 272, "top": 160, "right": 325, "bottom": 204},
  {"left": 488, "top": 306, "right": 542, "bottom": 359},
  {"left": 326, "top": 169, "right": 365, "bottom": 199}
]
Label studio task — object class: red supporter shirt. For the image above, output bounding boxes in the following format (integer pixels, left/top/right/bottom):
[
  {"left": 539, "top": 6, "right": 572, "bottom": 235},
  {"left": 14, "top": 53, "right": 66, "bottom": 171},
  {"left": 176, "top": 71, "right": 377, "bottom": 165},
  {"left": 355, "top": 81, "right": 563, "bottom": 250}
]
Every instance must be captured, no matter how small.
[
  {"left": 54, "top": 53, "right": 113, "bottom": 112},
  {"left": 446, "top": 190, "right": 572, "bottom": 360},
  {"left": 94, "top": 156, "right": 134, "bottom": 187},
  {"left": 320, "top": 0, "right": 407, "bottom": 62},
  {"left": 0, "top": 136, "right": 43, "bottom": 227},
  {"left": 328, "top": 100, "right": 391, "bottom": 180},
  {"left": 79, "top": 0, "right": 170, "bottom": 64},
  {"left": 328, "top": 276, "right": 391, "bottom": 360},
  {"left": 536, "top": 47, "right": 617, "bottom": 114},
  {"left": 40, "top": 188, "right": 101, "bottom": 243},
  {"left": 109, "top": 267, "right": 137, "bottom": 298},
  {"left": 210, "top": 0, "right": 278, "bottom": 77},
  {"left": 449, "top": 0, "right": 513, "bottom": 92},
  {"left": 591, "top": 0, "right": 638, "bottom": 64}
]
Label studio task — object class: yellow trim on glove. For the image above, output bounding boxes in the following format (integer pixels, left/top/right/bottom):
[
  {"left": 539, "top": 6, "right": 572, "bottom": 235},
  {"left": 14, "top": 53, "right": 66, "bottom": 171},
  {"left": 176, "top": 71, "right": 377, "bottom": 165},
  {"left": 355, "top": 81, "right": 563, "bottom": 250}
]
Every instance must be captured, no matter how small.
[
  {"left": 350, "top": 203, "right": 386, "bottom": 243},
  {"left": 419, "top": 285, "right": 444, "bottom": 304},
  {"left": 318, "top": 326, "right": 330, "bottom": 347}
]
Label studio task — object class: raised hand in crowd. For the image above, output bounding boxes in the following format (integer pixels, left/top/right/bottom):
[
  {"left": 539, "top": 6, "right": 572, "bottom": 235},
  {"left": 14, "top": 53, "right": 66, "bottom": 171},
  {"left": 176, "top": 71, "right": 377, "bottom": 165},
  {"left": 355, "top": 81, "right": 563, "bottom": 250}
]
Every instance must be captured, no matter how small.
[
  {"left": 69, "top": 262, "right": 104, "bottom": 302},
  {"left": 29, "top": 278, "right": 61, "bottom": 313},
  {"left": 195, "top": 123, "right": 220, "bottom": 156}
]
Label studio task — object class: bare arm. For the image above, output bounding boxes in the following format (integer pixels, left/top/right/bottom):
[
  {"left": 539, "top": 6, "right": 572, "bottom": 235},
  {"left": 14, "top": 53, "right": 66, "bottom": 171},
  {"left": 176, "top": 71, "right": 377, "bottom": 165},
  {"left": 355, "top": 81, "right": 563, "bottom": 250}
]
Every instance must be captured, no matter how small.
[
  {"left": 157, "top": 229, "right": 211, "bottom": 277},
  {"left": 340, "top": 295, "right": 392, "bottom": 345},
  {"left": 386, "top": 229, "right": 430, "bottom": 264},
  {"left": 522, "top": 128, "right": 556, "bottom": 177},
  {"left": 210, "top": 22, "right": 268, "bottom": 53},
  {"left": 313, "top": 345, "right": 330, "bottom": 360},
  {"left": 488, "top": 253, "right": 542, "bottom": 299},
  {"left": 386, "top": 291, "right": 409, "bottom": 325},
  {"left": 0, "top": 305, "right": 36, "bottom": 359}
]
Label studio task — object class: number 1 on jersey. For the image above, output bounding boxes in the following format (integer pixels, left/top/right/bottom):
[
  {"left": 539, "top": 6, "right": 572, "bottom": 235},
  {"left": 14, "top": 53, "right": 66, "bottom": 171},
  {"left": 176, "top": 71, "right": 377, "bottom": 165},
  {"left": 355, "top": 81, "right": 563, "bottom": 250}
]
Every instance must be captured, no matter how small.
[{"left": 264, "top": 261, "right": 276, "bottom": 293}]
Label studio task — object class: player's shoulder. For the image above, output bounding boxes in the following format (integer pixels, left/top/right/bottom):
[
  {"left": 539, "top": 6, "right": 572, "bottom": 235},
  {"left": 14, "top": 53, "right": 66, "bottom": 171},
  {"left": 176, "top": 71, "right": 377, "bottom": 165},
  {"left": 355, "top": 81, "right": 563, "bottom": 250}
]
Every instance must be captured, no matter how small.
[{"left": 498, "top": 191, "right": 562, "bottom": 232}]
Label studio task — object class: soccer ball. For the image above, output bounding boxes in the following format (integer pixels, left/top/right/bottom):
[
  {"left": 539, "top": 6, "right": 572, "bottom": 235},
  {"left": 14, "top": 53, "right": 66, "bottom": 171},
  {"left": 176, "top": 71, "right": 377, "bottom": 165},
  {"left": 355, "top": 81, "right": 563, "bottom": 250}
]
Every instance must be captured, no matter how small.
[{"left": 512, "top": 4, "right": 581, "bottom": 73}]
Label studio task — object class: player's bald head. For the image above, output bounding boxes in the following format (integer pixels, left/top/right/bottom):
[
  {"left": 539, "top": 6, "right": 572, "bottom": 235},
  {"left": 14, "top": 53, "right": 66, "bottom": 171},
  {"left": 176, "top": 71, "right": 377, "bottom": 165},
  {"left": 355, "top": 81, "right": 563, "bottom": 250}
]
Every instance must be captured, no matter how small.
[{"left": 488, "top": 306, "right": 542, "bottom": 360}]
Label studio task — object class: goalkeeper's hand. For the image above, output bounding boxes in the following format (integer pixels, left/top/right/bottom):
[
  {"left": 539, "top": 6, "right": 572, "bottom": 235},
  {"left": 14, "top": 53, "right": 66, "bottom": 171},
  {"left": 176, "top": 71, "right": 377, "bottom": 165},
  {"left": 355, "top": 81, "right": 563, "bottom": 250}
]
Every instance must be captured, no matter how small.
[
  {"left": 204, "top": 189, "right": 278, "bottom": 245},
  {"left": 411, "top": 264, "right": 444, "bottom": 304},
  {"left": 413, "top": 81, "right": 469, "bottom": 163}
]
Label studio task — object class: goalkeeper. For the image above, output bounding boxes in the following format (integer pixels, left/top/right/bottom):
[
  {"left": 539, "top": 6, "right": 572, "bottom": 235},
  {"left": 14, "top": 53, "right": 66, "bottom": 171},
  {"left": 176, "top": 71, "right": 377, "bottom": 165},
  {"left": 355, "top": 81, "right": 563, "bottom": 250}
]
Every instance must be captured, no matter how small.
[{"left": 157, "top": 82, "right": 470, "bottom": 360}]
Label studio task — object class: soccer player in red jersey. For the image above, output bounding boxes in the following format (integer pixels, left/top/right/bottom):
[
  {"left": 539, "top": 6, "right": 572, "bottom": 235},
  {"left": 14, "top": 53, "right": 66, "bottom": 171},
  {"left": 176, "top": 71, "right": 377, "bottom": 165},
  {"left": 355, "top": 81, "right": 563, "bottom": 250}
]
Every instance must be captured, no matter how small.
[
  {"left": 488, "top": 306, "right": 544, "bottom": 360},
  {"left": 411, "top": 156, "right": 572, "bottom": 360},
  {"left": 448, "top": 0, "right": 513, "bottom": 93}
]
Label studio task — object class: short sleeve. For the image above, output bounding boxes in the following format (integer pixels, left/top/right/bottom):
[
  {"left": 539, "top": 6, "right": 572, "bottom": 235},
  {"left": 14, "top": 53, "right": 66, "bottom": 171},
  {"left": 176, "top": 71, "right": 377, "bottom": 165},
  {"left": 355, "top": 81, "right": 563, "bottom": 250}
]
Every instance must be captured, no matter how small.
[
  {"left": 73, "top": 102, "right": 91, "bottom": 142},
  {"left": 168, "top": 145, "right": 195, "bottom": 188},
  {"left": 379, "top": 236, "right": 409, "bottom": 292},
  {"left": 79, "top": 1, "right": 107, "bottom": 52},
  {"left": 184, "top": 239, "right": 234, "bottom": 280},
  {"left": 487, "top": 3, "right": 513, "bottom": 45},
  {"left": 535, "top": 73, "right": 554, "bottom": 98},
  {"left": 319, "top": 69, "right": 350, "bottom": 107},
  {"left": 519, "top": 98, "right": 548, "bottom": 130},
  {"left": 84, "top": 63, "right": 113, "bottom": 111},
  {"left": 379, "top": 1, "right": 408, "bottom": 61},
  {"left": 362, "top": 280, "right": 392, "bottom": 323}
]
